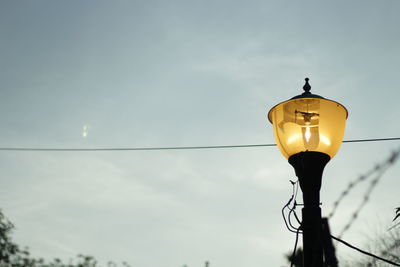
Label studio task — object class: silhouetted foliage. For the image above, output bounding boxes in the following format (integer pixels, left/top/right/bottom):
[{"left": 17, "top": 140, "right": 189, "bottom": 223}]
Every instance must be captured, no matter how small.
[
  {"left": 285, "top": 248, "right": 303, "bottom": 267},
  {"left": 394, "top": 207, "right": 400, "bottom": 222},
  {"left": 0, "top": 209, "right": 130, "bottom": 267},
  {"left": 0, "top": 210, "right": 31, "bottom": 266}
]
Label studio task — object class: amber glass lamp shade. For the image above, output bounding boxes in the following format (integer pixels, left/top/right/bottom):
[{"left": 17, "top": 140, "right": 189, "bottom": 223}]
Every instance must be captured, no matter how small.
[{"left": 268, "top": 95, "right": 348, "bottom": 159}]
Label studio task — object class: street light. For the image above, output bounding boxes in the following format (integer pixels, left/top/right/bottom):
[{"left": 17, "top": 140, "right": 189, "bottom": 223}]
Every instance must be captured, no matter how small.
[{"left": 268, "top": 78, "right": 348, "bottom": 267}]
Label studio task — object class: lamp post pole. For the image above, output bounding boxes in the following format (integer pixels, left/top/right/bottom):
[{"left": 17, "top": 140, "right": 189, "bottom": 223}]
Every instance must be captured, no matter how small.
[
  {"left": 289, "top": 151, "right": 330, "bottom": 267},
  {"left": 268, "top": 78, "right": 348, "bottom": 267}
]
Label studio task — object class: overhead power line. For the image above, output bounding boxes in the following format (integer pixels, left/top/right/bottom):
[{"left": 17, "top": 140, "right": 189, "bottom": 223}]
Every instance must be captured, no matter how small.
[
  {"left": 0, "top": 137, "right": 399, "bottom": 152},
  {"left": 0, "top": 144, "right": 273, "bottom": 152},
  {"left": 342, "top": 137, "right": 400, "bottom": 143}
]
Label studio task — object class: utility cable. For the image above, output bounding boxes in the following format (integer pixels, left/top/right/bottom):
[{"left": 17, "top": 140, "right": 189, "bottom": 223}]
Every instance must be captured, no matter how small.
[
  {"left": 282, "top": 195, "right": 298, "bottom": 234},
  {"left": 0, "top": 137, "right": 399, "bottom": 152},
  {"left": 282, "top": 180, "right": 302, "bottom": 234},
  {"left": 331, "top": 235, "right": 400, "bottom": 267},
  {"left": 290, "top": 228, "right": 301, "bottom": 267},
  {"left": 281, "top": 180, "right": 302, "bottom": 267},
  {"left": 288, "top": 181, "right": 301, "bottom": 231}
]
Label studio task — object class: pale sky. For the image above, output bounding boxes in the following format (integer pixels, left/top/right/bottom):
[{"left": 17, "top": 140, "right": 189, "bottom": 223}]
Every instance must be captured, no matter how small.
[{"left": 1, "top": 1, "right": 400, "bottom": 266}]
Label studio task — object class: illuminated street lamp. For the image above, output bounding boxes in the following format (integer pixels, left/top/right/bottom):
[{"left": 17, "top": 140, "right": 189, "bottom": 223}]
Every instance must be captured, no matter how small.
[{"left": 268, "top": 78, "right": 348, "bottom": 267}]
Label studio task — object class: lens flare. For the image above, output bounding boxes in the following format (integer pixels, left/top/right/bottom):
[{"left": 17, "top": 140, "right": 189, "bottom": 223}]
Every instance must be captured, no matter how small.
[{"left": 82, "top": 125, "right": 90, "bottom": 138}]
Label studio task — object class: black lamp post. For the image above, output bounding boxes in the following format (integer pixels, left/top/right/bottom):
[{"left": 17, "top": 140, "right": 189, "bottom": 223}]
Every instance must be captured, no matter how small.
[{"left": 268, "top": 78, "right": 348, "bottom": 267}]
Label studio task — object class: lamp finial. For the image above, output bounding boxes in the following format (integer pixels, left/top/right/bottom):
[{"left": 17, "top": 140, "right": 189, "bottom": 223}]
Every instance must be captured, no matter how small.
[{"left": 303, "top": 78, "right": 311, "bottom": 93}]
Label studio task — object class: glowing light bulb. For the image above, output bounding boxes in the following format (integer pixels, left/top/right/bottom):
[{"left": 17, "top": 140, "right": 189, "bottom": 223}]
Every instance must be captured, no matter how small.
[{"left": 304, "top": 123, "right": 311, "bottom": 142}]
